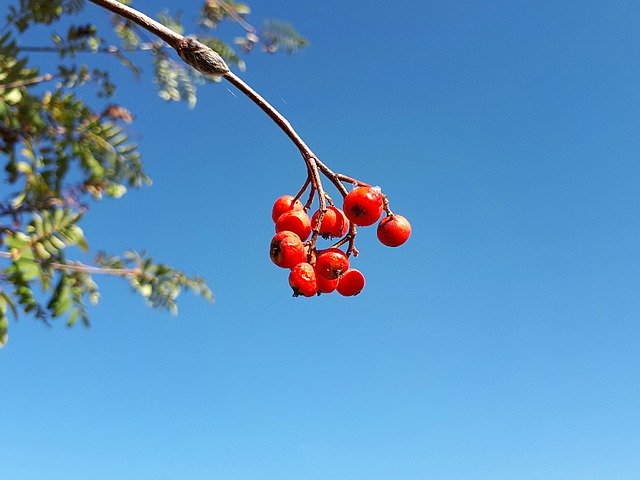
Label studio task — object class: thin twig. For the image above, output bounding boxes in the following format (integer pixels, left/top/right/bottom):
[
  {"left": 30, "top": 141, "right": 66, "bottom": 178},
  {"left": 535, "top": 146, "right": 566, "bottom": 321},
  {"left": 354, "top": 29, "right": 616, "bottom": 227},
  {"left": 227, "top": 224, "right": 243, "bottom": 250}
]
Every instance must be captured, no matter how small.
[
  {"left": 19, "top": 44, "right": 156, "bottom": 54},
  {"left": 305, "top": 185, "right": 316, "bottom": 210},
  {"left": 49, "top": 261, "right": 139, "bottom": 276},
  {"left": 88, "top": 0, "right": 182, "bottom": 47},
  {"left": 314, "top": 158, "right": 350, "bottom": 196},
  {"left": 0, "top": 251, "right": 139, "bottom": 277},
  {"left": 210, "top": 0, "right": 257, "bottom": 35},
  {"left": 293, "top": 176, "right": 311, "bottom": 203},
  {"left": 0, "top": 73, "right": 54, "bottom": 91}
]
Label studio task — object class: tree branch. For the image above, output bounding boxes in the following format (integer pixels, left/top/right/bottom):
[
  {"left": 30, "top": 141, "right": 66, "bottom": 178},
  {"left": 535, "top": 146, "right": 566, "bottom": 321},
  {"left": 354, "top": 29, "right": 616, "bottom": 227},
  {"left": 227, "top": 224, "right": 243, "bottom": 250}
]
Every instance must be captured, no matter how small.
[{"left": 86, "top": 0, "right": 383, "bottom": 256}]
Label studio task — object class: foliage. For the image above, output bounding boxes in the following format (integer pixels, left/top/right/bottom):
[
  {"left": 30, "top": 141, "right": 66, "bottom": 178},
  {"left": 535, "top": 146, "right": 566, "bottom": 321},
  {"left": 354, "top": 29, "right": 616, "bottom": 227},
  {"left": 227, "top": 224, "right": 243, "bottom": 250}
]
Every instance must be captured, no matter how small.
[{"left": 0, "top": 0, "right": 307, "bottom": 347}]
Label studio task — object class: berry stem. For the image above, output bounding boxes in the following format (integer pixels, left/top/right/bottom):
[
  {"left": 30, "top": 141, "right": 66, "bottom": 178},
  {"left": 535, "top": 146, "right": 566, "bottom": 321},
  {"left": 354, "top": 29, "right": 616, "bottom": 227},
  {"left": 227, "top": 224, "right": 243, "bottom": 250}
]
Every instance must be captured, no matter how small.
[
  {"left": 331, "top": 225, "right": 359, "bottom": 257},
  {"left": 382, "top": 195, "right": 394, "bottom": 216},
  {"left": 293, "top": 176, "right": 311, "bottom": 204},
  {"left": 306, "top": 157, "right": 327, "bottom": 251},
  {"left": 314, "top": 158, "right": 371, "bottom": 193},
  {"left": 335, "top": 174, "right": 372, "bottom": 188},
  {"left": 314, "top": 158, "right": 350, "bottom": 197},
  {"left": 324, "top": 193, "right": 335, "bottom": 207},
  {"left": 304, "top": 185, "right": 316, "bottom": 210}
]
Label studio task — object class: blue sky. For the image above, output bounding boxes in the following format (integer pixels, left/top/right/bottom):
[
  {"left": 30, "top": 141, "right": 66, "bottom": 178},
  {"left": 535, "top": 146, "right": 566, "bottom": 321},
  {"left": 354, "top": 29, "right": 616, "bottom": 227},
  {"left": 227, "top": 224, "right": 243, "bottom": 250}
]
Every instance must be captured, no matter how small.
[{"left": 3, "top": 1, "right": 640, "bottom": 478}]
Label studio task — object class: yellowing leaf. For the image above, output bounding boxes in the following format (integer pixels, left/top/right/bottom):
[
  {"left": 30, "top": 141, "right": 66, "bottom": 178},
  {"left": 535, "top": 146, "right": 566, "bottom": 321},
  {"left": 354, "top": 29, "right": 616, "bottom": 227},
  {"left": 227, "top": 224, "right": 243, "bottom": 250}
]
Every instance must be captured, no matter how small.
[{"left": 3, "top": 88, "right": 22, "bottom": 105}]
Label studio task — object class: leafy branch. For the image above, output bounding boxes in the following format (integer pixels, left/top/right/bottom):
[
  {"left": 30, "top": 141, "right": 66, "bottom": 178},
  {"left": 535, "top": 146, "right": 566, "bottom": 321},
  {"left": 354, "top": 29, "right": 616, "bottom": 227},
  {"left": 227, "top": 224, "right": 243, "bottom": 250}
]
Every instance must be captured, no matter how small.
[{"left": 0, "top": 0, "right": 312, "bottom": 347}]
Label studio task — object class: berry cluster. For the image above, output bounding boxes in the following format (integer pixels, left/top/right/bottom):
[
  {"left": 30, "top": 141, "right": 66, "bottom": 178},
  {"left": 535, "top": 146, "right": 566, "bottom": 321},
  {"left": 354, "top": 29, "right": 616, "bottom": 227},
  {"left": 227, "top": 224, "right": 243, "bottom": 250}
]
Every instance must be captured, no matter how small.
[{"left": 269, "top": 186, "right": 411, "bottom": 297}]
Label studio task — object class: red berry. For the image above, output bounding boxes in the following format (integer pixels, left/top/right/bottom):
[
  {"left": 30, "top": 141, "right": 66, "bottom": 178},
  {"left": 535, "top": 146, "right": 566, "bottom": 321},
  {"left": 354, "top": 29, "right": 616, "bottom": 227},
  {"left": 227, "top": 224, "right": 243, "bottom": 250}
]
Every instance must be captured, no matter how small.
[
  {"left": 289, "top": 262, "right": 317, "bottom": 297},
  {"left": 272, "top": 195, "right": 303, "bottom": 223},
  {"left": 336, "top": 268, "right": 365, "bottom": 296},
  {"left": 311, "top": 206, "right": 349, "bottom": 238},
  {"left": 315, "top": 268, "right": 339, "bottom": 294},
  {"left": 275, "top": 209, "right": 312, "bottom": 241},
  {"left": 270, "top": 231, "right": 306, "bottom": 268},
  {"left": 377, "top": 214, "right": 411, "bottom": 247},
  {"left": 315, "top": 248, "right": 349, "bottom": 280},
  {"left": 343, "top": 186, "right": 384, "bottom": 226}
]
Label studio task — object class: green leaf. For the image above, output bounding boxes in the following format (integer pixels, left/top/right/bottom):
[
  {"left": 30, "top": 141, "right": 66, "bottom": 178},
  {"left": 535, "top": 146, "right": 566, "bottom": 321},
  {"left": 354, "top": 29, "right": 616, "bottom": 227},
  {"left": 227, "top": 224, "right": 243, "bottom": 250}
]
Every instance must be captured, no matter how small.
[
  {"left": 15, "top": 258, "right": 40, "bottom": 281},
  {"left": 48, "top": 275, "right": 71, "bottom": 317},
  {"left": 10, "top": 191, "right": 26, "bottom": 208},
  {"left": 235, "top": 4, "right": 251, "bottom": 15},
  {"left": 0, "top": 315, "right": 7, "bottom": 348},
  {"left": 5, "top": 232, "right": 31, "bottom": 250},
  {"left": 48, "top": 235, "right": 66, "bottom": 250},
  {"left": 33, "top": 242, "right": 51, "bottom": 260},
  {"left": 14, "top": 161, "right": 32, "bottom": 174},
  {"left": 32, "top": 213, "right": 45, "bottom": 237},
  {"left": 0, "top": 291, "right": 18, "bottom": 319},
  {"left": 66, "top": 308, "right": 79, "bottom": 327},
  {"left": 53, "top": 295, "right": 71, "bottom": 317},
  {"left": 105, "top": 184, "right": 127, "bottom": 198},
  {"left": 139, "top": 284, "right": 152, "bottom": 298},
  {"left": 3, "top": 88, "right": 22, "bottom": 105}
]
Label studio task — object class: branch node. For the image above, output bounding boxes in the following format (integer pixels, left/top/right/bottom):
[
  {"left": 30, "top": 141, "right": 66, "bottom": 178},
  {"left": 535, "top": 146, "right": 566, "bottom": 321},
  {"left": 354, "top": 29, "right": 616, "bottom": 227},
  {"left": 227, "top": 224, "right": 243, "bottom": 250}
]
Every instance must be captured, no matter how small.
[{"left": 175, "top": 37, "right": 230, "bottom": 77}]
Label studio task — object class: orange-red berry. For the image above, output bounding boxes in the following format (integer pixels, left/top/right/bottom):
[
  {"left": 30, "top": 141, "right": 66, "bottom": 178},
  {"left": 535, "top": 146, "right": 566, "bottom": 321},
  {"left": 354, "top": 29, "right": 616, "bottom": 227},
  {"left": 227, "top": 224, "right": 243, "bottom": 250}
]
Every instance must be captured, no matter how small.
[
  {"left": 377, "top": 214, "right": 411, "bottom": 247},
  {"left": 315, "top": 248, "right": 349, "bottom": 280},
  {"left": 270, "top": 231, "right": 306, "bottom": 269},
  {"left": 311, "top": 206, "right": 349, "bottom": 238},
  {"left": 336, "top": 268, "right": 365, "bottom": 296},
  {"left": 315, "top": 268, "right": 339, "bottom": 294},
  {"left": 272, "top": 195, "right": 304, "bottom": 223},
  {"left": 289, "top": 262, "right": 317, "bottom": 297},
  {"left": 343, "top": 186, "right": 384, "bottom": 226},
  {"left": 275, "top": 209, "right": 312, "bottom": 241}
]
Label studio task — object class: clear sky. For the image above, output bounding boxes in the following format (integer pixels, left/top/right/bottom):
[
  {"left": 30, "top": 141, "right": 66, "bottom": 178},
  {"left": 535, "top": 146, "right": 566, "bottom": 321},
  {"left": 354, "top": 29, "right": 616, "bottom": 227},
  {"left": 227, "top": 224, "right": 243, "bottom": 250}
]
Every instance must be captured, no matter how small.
[{"left": 3, "top": 1, "right": 640, "bottom": 479}]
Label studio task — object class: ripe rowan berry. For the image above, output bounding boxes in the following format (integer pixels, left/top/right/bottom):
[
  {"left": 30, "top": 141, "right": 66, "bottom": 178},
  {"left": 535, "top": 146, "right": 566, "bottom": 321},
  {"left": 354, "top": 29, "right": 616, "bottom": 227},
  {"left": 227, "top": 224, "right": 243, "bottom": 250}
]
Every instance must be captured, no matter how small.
[
  {"left": 275, "top": 209, "right": 312, "bottom": 241},
  {"left": 343, "top": 186, "right": 384, "bottom": 226},
  {"left": 270, "top": 231, "right": 306, "bottom": 269},
  {"left": 311, "top": 206, "right": 349, "bottom": 238},
  {"left": 315, "top": 268, "right": 339, "bottom": 294},
  {"left": 336, "top": 268, "right": 365, "bottom": 296},
  {"left": 315, "top": 248, "right": 350, "bottom": 280},
  {"left": 271, "top": 195, "right": 304, "bottom": 222},
  {"left": 377, "top": 214, "right": 412, "bottom": 247},
  {"left": 289, "top": 262, "right": 317, "bottom": 297}
]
